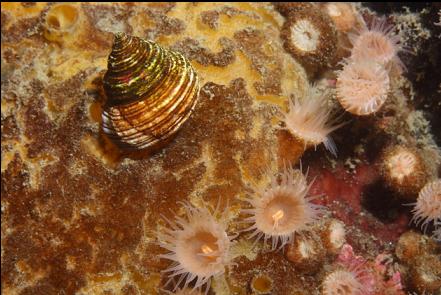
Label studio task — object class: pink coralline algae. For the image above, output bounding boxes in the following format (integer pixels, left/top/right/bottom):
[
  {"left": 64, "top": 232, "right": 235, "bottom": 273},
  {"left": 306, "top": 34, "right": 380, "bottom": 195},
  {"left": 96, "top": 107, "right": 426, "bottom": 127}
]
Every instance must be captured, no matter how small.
[
  {"left": 336, "top": 244, "right": 405, "bottom": 295},
  {"left": 309, "top": 163, "right": 409, "bottom": 243}
]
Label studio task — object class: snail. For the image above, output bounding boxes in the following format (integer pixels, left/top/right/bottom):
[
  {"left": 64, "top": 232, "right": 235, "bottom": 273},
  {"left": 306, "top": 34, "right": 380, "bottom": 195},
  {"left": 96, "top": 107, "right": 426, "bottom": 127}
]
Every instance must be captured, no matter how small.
[{"left": 101, "top": 32, "right": 200, "bottom": 151}]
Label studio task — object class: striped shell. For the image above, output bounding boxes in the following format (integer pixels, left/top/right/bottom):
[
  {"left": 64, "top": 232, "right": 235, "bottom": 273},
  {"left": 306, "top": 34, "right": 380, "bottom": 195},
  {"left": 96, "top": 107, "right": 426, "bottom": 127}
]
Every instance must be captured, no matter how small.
[{"left": 102, "top": 32, "right": 199, "bottom": 151}]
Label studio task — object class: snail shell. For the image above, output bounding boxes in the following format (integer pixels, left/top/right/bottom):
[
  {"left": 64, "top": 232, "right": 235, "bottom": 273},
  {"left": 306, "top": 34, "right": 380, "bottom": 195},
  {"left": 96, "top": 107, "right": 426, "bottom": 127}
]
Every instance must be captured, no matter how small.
[{"left": 102, "top": 32, "right": 200, "bottom": 151}]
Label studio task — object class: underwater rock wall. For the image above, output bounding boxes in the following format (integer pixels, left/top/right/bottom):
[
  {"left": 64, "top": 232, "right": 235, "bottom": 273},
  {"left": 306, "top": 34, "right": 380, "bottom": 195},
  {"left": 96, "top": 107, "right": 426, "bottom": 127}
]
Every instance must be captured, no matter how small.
[{"left": 1, "top": 2, "right": 440, "bottom": 295}]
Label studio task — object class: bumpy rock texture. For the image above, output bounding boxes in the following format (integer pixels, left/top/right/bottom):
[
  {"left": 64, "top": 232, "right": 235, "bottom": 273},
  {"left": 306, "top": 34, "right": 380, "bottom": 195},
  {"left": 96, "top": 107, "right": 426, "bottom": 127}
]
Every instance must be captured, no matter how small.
[{"left": 2, "top": 2, "right": 440, "bottom": 295}]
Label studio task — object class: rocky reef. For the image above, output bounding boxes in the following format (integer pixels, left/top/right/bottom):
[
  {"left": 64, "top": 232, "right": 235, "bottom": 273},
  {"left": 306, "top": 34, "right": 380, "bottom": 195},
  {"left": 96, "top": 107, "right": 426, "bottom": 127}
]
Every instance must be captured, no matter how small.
[{"left": 1, "top": 2, "right": 440, "bottom": 295}]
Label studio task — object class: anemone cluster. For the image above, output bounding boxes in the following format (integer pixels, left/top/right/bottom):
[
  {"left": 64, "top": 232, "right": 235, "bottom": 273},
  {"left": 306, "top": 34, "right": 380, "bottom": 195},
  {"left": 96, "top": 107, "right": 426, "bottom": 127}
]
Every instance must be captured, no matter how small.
[
  {"left": 379, "top": 144, "right": 440, "bottom": 238},
  {"left": 336, "top": 16, "right": 404, "bottom": 116},
  {"left": 158, "top": 165, "right": 328, "bottom": 293},
  {"left": 323, "top": 5, "right": 441, "bottom": 244},
  {"left": 154, "top": 4, "right": 439, "bottom": 294}
]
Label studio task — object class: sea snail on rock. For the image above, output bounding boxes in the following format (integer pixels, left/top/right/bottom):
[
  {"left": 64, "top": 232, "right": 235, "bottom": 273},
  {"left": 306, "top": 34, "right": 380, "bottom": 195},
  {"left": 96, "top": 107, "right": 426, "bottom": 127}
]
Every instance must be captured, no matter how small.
[{"left": 102, "top": 32, "right": 200, "bottom": 151}]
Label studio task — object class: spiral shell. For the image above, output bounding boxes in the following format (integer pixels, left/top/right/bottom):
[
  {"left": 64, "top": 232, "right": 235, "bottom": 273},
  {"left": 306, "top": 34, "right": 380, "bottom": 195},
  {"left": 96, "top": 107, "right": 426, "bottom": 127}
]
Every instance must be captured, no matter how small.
[{"left": 102, "top": 32, "right": 200, "bottom": 151}]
